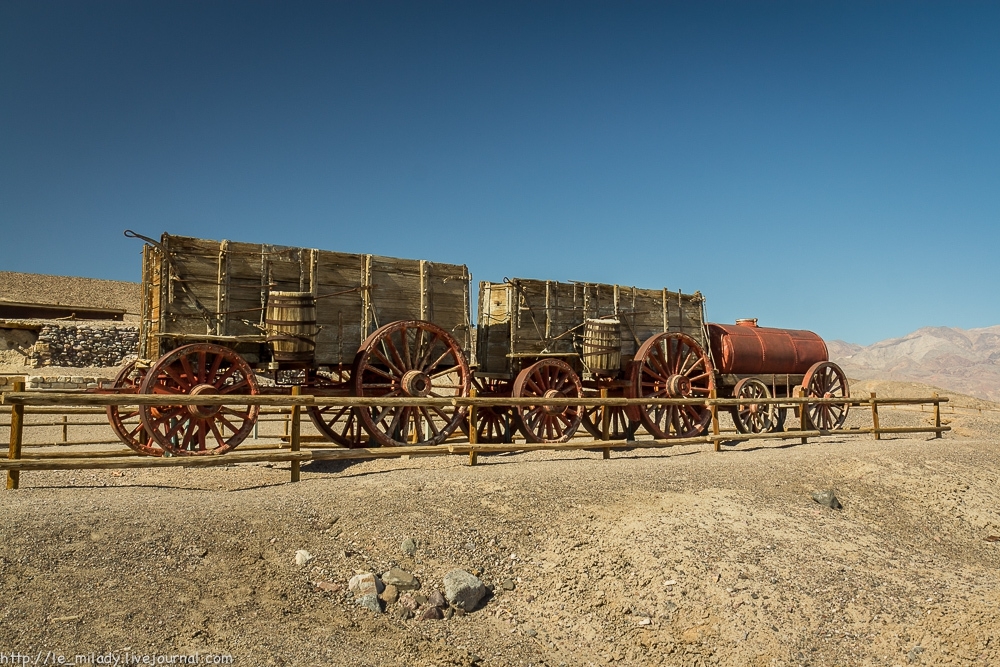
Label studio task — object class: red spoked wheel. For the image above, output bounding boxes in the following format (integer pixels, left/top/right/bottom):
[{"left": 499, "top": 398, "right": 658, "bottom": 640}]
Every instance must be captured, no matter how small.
[
  {"left": 629, "top": 333, "right": 715, "bottom": 439},
  {"left": 307, "top": 369, "right": 366, "bottom": 448},
  {"left": 353, "top": 321, "right": 470, "bottom": 447},
  {"left": 106, "top": 360, "right": 161, "bottom": 456},
  {"left": 138, "top": 344, "right": 260, "bottom": 456},
  {"left": 730, "top": 377, "right": 777, "bottom": 434},
  {"left": 802, "top": 361, "right": 850, "bottom": 430},
  {"left": 462, "top": 377, "right": 515, "bottom": 443},
  {"left": 581, "top": 387, "right": 636, "bottom": 440},
  {"left": 512, "top": 359, "right": 583, "bottom": 443}
]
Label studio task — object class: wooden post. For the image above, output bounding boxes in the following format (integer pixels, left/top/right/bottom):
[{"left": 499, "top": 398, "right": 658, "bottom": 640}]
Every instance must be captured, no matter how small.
[
  {"left": 710, "top": 389, "right": 721, "bottom": 452},
  {"left": 600, "top": 388, "right": 611, "bottom": 459},
  {"left": 61, "top": 415, "right": 68, "bottom": 443},
  {"left": 933, "top": 392, "right": 941, "bottom": 438},
  {"left": 6, "top": 380, "right": 25, "bottom": 490},
  {"left": 468, "top": 386, "right": 478, "bottom": 466},
  {"left": 797, "top": 387, "right": 808, "bottom": 445},
  {"left": 870, "top": 392, "right": 880, "bottom": 441},
  {"left": 289, "top": 386, "right": 301, "bottom": 483}
]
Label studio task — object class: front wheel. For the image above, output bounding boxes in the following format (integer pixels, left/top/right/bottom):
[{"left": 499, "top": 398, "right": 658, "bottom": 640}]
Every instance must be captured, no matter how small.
[
  {"left": 138, "top": 344, "right": 260, "bottom": 455},
  {"left": 512, "top": 359, "right": 583, "bottom": 443}
]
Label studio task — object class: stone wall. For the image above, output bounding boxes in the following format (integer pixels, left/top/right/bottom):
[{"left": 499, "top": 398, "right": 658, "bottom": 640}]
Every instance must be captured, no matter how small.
[
  {"left": 0, "top": 373, "right": 115, "bottom": 391},
  {"left": 29, "top": 324, "right": 139, "bottom": 368}
]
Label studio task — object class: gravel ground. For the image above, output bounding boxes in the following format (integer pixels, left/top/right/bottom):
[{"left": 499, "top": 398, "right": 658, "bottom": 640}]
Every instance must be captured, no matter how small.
[{"left": 1, "top": 389, "right": 998, "bottom": 667}]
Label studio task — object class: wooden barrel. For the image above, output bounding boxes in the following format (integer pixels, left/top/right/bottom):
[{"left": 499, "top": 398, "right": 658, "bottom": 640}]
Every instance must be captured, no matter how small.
[
  {"left": 582, "top": 318, "right": 621, "bottom": 375},
  {"left": 265, "top": 291, "right": 317, "bottom": 364}
]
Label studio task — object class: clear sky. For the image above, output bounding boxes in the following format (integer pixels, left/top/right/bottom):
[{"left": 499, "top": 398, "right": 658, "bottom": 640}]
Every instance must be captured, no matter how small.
[{"left": 2, "top": 1, "right": 998, "bottom": 345}]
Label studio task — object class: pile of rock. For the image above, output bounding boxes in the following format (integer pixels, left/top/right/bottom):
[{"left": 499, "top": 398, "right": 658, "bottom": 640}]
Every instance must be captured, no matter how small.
[
  {"left": 347, "top": 565, "right": 487, "bottom": 620},
  {"left": 30, "top": 324, "right": 138, "bottom": 368},
  {"left": 304, "top": 537, "right": 491, "bottom": 622}
]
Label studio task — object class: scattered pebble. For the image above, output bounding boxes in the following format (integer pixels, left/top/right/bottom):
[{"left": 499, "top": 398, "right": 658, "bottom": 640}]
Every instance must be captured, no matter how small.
[
  {"left": 382, "top": 566, "right": 420, "bottom": 591},
  {"left": 294, "top": 550, "right": 313, "bottom": 566}
]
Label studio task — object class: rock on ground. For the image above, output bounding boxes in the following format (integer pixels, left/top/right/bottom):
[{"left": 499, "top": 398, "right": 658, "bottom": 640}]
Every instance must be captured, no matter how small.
[{"left": 444, "top": 569, "right": 487, "bottom": 611}]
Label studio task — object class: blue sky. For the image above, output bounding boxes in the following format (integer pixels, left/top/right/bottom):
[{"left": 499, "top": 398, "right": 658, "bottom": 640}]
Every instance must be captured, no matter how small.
[{"left": 2, "top": 1, "right": 998, "bottom": 344}]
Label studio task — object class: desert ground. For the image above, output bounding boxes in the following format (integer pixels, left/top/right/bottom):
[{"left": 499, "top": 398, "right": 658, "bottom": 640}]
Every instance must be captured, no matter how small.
[{"left": 1, "top": 380, "right": 998, "bottom": 667}]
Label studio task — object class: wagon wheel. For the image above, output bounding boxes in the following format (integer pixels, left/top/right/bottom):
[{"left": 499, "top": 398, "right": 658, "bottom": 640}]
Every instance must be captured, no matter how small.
[
  {"left": 138, "top": 343, "right": 260, "bottom": 456},
  {"left": 581, "top": 387, "right": 636, "bottom": 441},
  {"left": 730, "top": 377, "right": 777, "bottom": 434},
  {"left": 461, "top": 377, "right": 515, "bottom": 443},
  {"left": 106, "top": 360, "right": 161, "bottom": 456},
  {"left": 629, "top": 333, "right": 715, "bottom": 439},
  {"left": 802, "top": 361, "right": 850, "bottom": 430},
  {"left": 307, "top": 369, "right": 367, "bottom": 448},
  {"left": 512, "top": 359, "right": 583, "bottom": 443},
  {"left": 353, "top": 320, "right": 470, "bottom": 447}
]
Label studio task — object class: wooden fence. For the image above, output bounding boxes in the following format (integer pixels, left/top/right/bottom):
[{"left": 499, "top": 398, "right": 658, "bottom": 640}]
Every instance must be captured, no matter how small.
[{"left": 2, "top": 383, "right": 949, "bottom": 490}]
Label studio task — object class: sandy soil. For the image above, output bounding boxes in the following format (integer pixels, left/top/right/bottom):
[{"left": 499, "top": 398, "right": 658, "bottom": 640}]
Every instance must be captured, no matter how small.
[{"left": 1, "top": 385, "right": 998, "bottom": 667}]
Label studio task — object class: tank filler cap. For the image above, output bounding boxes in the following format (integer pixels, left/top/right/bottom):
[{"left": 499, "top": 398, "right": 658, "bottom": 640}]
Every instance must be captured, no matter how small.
[{"left": 735, "top": 318, "right": 759, "bottom": 327}]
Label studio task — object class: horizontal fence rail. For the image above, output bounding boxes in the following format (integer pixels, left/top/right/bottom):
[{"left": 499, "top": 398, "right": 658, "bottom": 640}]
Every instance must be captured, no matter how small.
[{"left": 2, "top": 385, "right": 949, "bottom": 490}]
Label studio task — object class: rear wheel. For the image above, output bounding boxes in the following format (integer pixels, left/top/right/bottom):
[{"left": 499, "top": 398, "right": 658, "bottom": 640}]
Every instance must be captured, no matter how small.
[
  {"left": 731, "top": 378, "right": 777, "bottom": 434},
  {"left": 581, "top": 387, "right": 636, "bottom": 440},
  {"left": 353, "top": 321, "right": 470, "bottom": 447},
  {"left": 802, "top": 361, "right": 850, "bottom": 430},
  {"left": 629, "top": 333, "right": 715, "bottom": 439}
]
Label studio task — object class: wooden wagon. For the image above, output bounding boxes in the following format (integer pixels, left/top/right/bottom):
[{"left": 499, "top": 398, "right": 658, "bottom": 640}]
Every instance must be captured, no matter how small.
[
  {"left": 474, "top": 278, "right": 714, "bottom": 443},
  {"left": 107, "top": 231, "right": 473, "bottom": 455}
]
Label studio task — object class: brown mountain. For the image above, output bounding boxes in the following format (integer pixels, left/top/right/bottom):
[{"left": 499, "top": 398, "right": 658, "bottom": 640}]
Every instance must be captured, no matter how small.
[{"left": 829, "top": 325, "right": 1000, "bottom": 402}]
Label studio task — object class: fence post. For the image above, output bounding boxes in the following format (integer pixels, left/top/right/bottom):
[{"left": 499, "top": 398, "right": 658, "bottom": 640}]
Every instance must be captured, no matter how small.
[
  {"left": 870, "top": 392, "right": 880, "bottom": 441},
  {"left": 599, "top": 388, "right": 611, "bottom": 459},
  {"left": 289, "top": 386, "right": 301, "bottom": 483},
  {"left": 61, "top": 415, "right": 68, "bottom": 443},
  {"left": 468, "top": 386, "right": 478, "bottom": 466},
  {"left": 6, "top": 380, "right": 25, "bottom": 490},
  {"left": 710, "top": 389, "right": 722, "bottom": 452},
  {"left": 933, "top": 392, "right": 941, "bottom": 438},
  {"left": 797, "top": 387, "right": 808, "bottom": 445}
]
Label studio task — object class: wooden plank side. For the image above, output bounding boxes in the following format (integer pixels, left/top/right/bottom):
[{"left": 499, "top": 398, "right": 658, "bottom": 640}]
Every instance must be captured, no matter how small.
[
  {"left": 476, "top": 282, "right": 512, "bottom": 375},
  {"left": 367, "top": 256, "right": 422, "bottom": 328},
  {"left": 546, "top": 281, "right": 583, "bottom": 355},
  {"left": 313, "top": 249, "right": 365, "bottom": 366},
  {"left": 619, "top": 288, "right": 663, "bottom": 358},
  {"left": 424, "top": 262, "right": 472, "bottom": 353},
  {"left": 147, "top": 234, "right": 474, "bottom": 365},
  {"left": 501, "top": 277, "right": 709, "bottom": 362},
  {"left": 510, "top": 279, "right": 548, "bottom": 354}
]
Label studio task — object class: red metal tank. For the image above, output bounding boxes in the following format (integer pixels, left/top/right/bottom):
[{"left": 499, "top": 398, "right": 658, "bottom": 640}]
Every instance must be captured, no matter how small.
[{"left": 707, "top": 319, "right": 828, "bottom": 375}]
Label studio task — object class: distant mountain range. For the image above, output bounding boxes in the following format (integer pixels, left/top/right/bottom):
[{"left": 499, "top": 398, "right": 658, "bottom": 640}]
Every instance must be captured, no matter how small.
[{"left": 829, "top": 325, "right": 1000, "bottom": 402}]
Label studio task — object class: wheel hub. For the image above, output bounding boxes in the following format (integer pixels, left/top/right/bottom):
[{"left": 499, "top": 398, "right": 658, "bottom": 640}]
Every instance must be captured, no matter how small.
[
  {"left": 187, "top": 384, "right": 221, "bottom": 419},
  {"left": 664, "top": 374, "right": 691, "bottom": 397},
  {"left": 540, "top": 389, "right": 566, "bottom": 415},
  {"left": 401, "top": 370, "right": 432, "bottom": 397}
]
